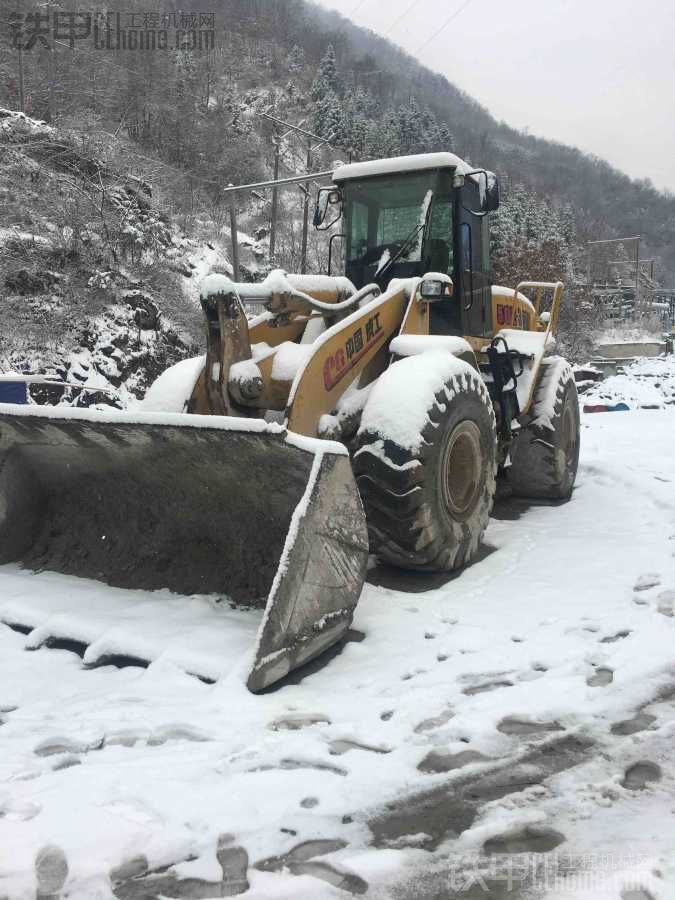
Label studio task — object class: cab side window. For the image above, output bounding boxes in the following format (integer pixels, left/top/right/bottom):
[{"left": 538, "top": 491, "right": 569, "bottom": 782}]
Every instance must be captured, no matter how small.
[
  {"left": 426, "top": 200, "right": 453, "bottom": 275},
  {"left": 348, "top": 200, "right": 369, "bottom": 261}
]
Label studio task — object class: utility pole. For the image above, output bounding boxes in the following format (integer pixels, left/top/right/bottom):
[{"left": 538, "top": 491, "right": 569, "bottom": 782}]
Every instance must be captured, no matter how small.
[
  {"left": 269, "top": 126, "right": 280, "bottom": 264},
  {"left": 635, "top": 236, "right": 641, "bottom": 316},
  {"left": 300, "top": 137, "right": 312, "bottom": 274},
  {"left": 17, "top": 45, "right": 25, "bottom": 113},
  {"left": 47, "top": 43, "right": 56, "bottom": 122},
  {"left": 229, "top": 204, "right": 240, "bottom": 282},
  {"left": 259, "top": 111, "right": 334, "bottom": 270}
]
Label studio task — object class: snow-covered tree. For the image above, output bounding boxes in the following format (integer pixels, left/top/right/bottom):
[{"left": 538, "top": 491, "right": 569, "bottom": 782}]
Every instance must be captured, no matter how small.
[
  {"left": 311, "top": 44, "right": 338, "bottom": 101},
  {"left": 286, "top": 44, "right": 306, "bottom": 72},
  {"left": 313, "top": 88, "right": 341, "bottom": 139}
]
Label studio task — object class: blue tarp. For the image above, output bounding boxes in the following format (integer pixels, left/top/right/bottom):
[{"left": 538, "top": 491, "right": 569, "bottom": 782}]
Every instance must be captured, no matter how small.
[{"left": 0, "top": 381, "right": 29, "bottom": 404}]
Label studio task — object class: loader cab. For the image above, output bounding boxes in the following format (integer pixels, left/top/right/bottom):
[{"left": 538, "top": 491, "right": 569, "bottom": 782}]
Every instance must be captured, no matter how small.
[{"left": 328, "top": 153, "right": 499, "bottom": 338}]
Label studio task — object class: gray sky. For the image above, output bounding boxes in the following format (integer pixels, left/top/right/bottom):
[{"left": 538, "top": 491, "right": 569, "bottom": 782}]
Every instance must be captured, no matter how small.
[{"left": 315, "top": 0, "right": 675, "bottom": 194}]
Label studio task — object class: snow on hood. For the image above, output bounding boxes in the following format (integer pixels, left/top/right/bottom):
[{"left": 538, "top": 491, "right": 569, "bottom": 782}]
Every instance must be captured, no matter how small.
[{"left": 200, "top": 269, "right": 355, "bottom": 301}]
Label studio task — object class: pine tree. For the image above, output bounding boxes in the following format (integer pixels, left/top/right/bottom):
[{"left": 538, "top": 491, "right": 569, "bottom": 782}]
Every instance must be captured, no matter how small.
[
  {"left": 319, "top": 44, "right": 337, "bottom": 88},
  {"left": 314, "top": 89, "right": 341, "bottom": 139},
  {"left": 438, "top": 123, "right": 454, "bottom": 152},
  {"left": 287, "top": 44, "right": 305, "bottom": 72},
  {"left": 397, "top": 97, "right": 425, "bottom": 155},
  {"left": 311, "top": 44, "right": 338, "bottom": 101}
]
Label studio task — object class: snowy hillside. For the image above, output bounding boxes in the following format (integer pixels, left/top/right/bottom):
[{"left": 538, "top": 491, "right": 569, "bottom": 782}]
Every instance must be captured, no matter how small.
[
  {"left": 0, "top": 368, "right": 673, "bottom": 899},
  {"left": 0, "top": 109, "right": 238, "bottom": 406}
]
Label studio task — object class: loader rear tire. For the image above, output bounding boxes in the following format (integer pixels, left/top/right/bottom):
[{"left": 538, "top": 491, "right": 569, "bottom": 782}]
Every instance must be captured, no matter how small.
[
  {"left": 508, "top": 356, "right": 580, "bottom": 500},
  {"left": 354, "top": 359, "right": 497, "bottom": 572}
]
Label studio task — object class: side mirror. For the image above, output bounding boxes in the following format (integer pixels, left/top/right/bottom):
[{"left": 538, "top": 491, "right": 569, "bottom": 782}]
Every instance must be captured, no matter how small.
[
  {"left": 463, "top": 170, "right": 500, "bottom": 216},
  {"left": 313, "top": 192, "right": 328, "bottom": 227},
  {"left": 313, "top": 187, "right": 343, "bottom": 230},
  {"left": 419, "top": 274, "right": 453, "bottom": 302},
  {"left": 485, "top": 171, "right": 500, "bottom": 212}
]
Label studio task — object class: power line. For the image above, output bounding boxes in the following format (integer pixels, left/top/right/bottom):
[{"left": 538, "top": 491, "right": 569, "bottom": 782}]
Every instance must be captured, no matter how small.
[
  {"left": 414, "top": 0, "right": 477, "bottom": 52},
  {"left": 345, "top": 0, "right": 372, "bottom": 16},
  {"left": 383, "top": 0, "right": 426, "bottom": 37}
]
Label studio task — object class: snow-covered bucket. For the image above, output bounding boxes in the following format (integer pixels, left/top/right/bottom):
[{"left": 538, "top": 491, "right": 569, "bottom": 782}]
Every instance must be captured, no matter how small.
[{"left": 0, "top": 404, "right": 368, "bottom": 691}]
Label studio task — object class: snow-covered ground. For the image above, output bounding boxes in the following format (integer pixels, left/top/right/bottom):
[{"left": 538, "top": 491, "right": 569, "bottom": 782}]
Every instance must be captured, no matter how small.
[
  {"left": 583, "top": 355, "right": 675, "bottom": 409},
  {"left": 1, "top": 408, "right": 674, "bottom": 899}
]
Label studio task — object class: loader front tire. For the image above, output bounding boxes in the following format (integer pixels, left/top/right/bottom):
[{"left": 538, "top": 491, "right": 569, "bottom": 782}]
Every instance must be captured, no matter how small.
[
  {"left": 354, "top": 358, "right": 497, "bottom": 572},
  {"left": 508, "top": 356, "right": 580, "bottom": 500}
]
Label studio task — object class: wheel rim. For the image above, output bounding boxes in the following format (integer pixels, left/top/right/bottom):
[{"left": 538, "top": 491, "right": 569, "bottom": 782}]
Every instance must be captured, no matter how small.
[
  {"left": 441, "top": 421, "right": 483, "bottom": 518},
  {"left": 562, "top": 403, "right": 577, "bottom": 468}
]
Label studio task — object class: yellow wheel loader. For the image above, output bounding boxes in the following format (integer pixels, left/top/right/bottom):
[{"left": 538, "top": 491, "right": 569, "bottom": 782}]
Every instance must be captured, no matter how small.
[{"left": 0, "top": 152, "right": 580, "bottom": 691}]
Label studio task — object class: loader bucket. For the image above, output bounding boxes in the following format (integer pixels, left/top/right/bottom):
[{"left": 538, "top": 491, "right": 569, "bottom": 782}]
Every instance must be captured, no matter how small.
[{"left": 0, "top": 404, "right": 369, "bottom": 691}]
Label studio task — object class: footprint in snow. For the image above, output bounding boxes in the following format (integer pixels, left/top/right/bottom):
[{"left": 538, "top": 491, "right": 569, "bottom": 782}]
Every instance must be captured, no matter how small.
[
  {"left": 111, "top": 834, "right": 250, "bottom": 898},
  {"left": 110, "top": 855, "right": 149, "bottom": 884},
  {"left": 401, "top": 667, "right": 427, "bottom": 681},
  {"left": 328, "top": 739, "right": 390, "bottom": 756},
  {"left": 0, "top": 799, "right": 42, "bottom": 821},
  {"left": 35, "top": 845, "right": 68, "bottom": 900},
  {"left": 463, "top": 678, "right": 514, "bottom": 696},
  {"left": 251, "top": 758, "right": 348, "bottom": 776},
  {"left": 497, "top": 717, "right": 564, "bottom": 736},
  {"left": 34, "top": 736, "right": 103, "bottom": 758},
  {"left": 418, "top": 748, "right": 489, "bottom": 774},
  {"left": 255, "top": 840, "right": 368, "bottom": 894},
  {"left": 255, "top": 838, "right": 347, "bottom": 872},
  {"left": 483, "top": 825, "right": 565, "bottom": 855},
  {"left": 147, "top": 724, "right": 211, "bottom": 745},
  {"left": 52, "top": 755, "right": 82, "bottom": 772},
  {"left": 587, "top": 667, "right": 614, "bottom": 687},
  {"left": 610, "top": 712, "right": 656, "bottom": 736},
  {"left": 287, "top": 860, "right": 368, "bottom": 894},
  {"left": 633, "top": 573, "right": 661, "bottom": 592},
  {"left": 621, "top": 761, "right": 662, "bottom": 790},
  {"left": 104, "top": 729, "right": 149, "bottom": 748},
  {"left": 414, "top": 707, "right": 454, "bottom": 733},
  {"left": 656, "top": 589, "right": 675, "bottom": 617},
  {"left": 600, "top": 630, "right": 631, "bottom": 644},
  {"left": 269, "top": 713, "right": 331, "bottom": 731}
]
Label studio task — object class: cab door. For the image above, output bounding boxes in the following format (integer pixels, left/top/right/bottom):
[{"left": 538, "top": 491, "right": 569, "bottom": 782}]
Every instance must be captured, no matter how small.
[{"left": 457, "top": 180, "right": 492, "bottom": 337}]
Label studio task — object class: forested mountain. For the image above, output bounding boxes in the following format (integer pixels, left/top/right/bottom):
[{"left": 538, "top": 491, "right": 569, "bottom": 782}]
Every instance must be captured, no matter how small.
[{"left": 0, "top": 0, "right": 673, "bottom": 375}]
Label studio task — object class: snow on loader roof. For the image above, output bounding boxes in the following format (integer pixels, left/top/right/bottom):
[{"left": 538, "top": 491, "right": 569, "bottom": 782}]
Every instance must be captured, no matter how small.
[
  {"left": 333, "top": 151, "right": 473, "bottom": 182},
  {"left": 0, "top": 404, "right": 368, "bottom": 691}
]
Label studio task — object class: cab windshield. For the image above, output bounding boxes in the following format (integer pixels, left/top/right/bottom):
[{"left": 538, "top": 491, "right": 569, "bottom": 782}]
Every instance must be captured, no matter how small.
[
  {"left": 343, "top": 170, "right": 454, "bottom": 285},
  {"left": 346, "top": 173, "right": 433, "bottom": 267}
]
